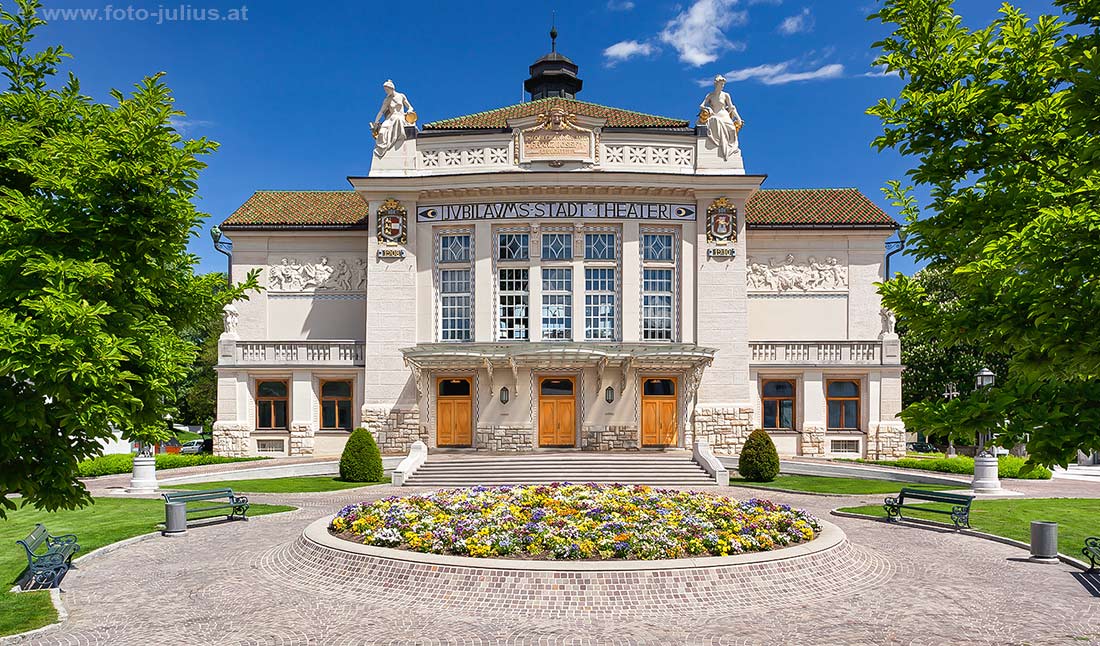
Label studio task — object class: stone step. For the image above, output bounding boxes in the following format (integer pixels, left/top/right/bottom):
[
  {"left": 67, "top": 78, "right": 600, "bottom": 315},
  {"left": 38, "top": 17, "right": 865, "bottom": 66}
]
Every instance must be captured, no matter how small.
[
  {"left": 406, "top": 478, "right": 717, "bottom": 486},
  {"left": 404, "top": 454, "right": 716, "bottom": 486}
]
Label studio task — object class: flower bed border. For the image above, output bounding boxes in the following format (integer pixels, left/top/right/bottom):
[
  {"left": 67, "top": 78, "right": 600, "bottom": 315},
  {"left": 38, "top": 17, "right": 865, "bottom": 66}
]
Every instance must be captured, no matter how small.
[{"left": 307, "top": 515, "right": 845, "bottom": 572}]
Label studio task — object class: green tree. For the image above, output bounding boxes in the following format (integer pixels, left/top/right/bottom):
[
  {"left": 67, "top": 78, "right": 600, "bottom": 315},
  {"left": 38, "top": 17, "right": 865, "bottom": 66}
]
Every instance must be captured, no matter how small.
[
  {"left": 0, "top": 1, "right": 257, "bottom": 517},
  {"left": 174, "top": 281, "right": 226, "bottom": 428},
  {"left": 898, "top": 265, "right": 1008, "bottom": 410},
  {"left": 869, "top": 0, "right": 1100, "bottom": 466}
]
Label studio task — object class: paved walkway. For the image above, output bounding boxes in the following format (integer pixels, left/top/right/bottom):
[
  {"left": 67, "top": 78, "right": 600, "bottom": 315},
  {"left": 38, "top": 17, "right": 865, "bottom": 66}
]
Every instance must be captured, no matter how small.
[{"left": 23, "top": 479, "right": 1100, "bottom": 645}]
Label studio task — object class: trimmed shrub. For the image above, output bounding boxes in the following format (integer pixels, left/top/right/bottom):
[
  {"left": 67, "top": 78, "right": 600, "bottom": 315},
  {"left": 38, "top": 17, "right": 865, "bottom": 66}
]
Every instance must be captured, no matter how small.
[
  {"left": 340, "top": 428, "right": 384, "bottom": 483},
  {"left": 739, "top": 429, "right": 781, "bottom": 482},
  {"left": 851, "top": 455, "right": 1052, "bottom": 480},
  {"left": 77, "top": 453, "right": 265, "bottom": 478}
]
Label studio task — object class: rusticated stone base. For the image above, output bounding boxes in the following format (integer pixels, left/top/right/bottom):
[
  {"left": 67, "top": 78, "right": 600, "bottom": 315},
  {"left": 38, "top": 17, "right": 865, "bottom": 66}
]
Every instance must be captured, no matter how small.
[
  {"left": 690, "top": 406, "right": 755, "bottom": 455},
  {"left": 801, "top": 423, "right": 826, "bottom": 457},
  {"left": 475, "top": 426, "right": 535, "bottom": 452},
  {"left": 580, "top": 425, "right": 640, "bottom": 451},
  {"left": 213, "top": 421, "right": 250, "bottom": 457},
  {"left": 868, "top": 421, "right": 906, "bottom": 459},
  {"left": 362, "top": 406, "right": 424, "bottom": 455},
  {"left": 289, "top": 421, "right": 315, "bottom": 456}
]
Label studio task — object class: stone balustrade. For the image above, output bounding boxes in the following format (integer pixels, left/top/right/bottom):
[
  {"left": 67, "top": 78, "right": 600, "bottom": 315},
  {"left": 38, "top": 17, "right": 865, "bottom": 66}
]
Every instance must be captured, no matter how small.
[
  {"left": 749, "top": 341, "right": 889, "bottom": 366},
  {"left": 221, "top": 340, "right": 366, "bottom": 367}
]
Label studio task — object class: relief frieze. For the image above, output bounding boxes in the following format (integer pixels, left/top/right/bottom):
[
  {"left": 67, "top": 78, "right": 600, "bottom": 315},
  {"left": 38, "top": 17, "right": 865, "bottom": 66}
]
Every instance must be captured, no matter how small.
[{"left": 747, "top": 254, "right": 848, "bottom": 292}]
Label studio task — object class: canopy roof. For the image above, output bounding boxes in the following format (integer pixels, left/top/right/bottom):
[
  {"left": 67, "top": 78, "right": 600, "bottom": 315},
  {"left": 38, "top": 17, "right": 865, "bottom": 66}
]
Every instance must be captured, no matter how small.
[{"left": 401, "top": 342, "right": 716, "bottom": 372}]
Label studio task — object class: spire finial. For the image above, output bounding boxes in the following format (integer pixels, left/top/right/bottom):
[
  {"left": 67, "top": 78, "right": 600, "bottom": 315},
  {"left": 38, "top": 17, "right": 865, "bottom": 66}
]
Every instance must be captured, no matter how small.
[{"left": 550, "top": 12, "right": 557, "bottom": 52}]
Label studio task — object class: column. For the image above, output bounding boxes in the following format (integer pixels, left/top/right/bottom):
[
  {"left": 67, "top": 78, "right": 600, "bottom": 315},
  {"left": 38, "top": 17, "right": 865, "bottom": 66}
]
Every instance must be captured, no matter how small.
[{"left": 622, "top": 221, "right": 641, "bottom": 342}]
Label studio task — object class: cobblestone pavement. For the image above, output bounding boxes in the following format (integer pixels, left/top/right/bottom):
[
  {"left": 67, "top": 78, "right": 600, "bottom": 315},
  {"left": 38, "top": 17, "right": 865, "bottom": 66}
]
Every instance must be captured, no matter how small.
[{"left": 27, "top": 483, "right": 1100, "bottom": 645}]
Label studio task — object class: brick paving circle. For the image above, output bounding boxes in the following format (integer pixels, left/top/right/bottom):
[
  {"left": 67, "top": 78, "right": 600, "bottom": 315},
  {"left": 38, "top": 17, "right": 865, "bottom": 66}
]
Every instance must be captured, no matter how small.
[{"left": 21, "top": 483, "right": 1100, "bottom": 645}]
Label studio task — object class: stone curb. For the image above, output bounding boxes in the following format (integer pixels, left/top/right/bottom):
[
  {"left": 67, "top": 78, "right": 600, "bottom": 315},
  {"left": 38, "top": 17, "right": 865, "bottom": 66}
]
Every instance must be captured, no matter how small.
[
  {"left": 829, "top": 508, "right": 1092, "bottom": 571},
  {"left": 0, "top": 507, "right": 302, "bottom": 644},
  {"left": 304, "top": 514, "right": 846, "bottom": 572}
]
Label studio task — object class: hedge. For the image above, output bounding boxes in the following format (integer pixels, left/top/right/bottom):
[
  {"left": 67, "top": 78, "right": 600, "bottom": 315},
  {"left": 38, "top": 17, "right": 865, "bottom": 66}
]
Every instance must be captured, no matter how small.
[
  {"left": 339, "top": 428, "right": 384, "bottom": 483},
  {"left": 853, "top": 455, "right": 1051, "bottom": 480},
  {"left": 738, "top": 429, "right": 781, "bottom": 482},
  {"left": 78, "top": 454, "right": 266, "bottom": 478}
]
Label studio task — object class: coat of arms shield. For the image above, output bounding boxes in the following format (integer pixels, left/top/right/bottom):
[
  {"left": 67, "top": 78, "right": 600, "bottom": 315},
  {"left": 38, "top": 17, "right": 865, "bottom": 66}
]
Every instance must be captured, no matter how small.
[
  {"left": 377, "top": 199, "right": 407, "bottom": 245},
  {"left": 706, "top": 197, "right": 737, "bottom": 244}
]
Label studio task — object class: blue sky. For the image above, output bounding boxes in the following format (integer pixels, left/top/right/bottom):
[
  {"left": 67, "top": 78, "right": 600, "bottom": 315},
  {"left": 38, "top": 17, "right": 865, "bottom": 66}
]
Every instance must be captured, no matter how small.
[{"left": 33, "top": 0, "right": 1060, "bottom": 276}]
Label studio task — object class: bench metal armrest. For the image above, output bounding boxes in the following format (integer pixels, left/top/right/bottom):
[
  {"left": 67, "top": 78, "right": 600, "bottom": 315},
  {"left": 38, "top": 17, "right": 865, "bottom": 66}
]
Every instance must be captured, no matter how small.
[
  {"left": 1085, "top": 536, "right": 1100, "bottom": 550},
  {"left": 47, "top": 533, "right": 79, "bottom": 548},
  {"left": 31, "top": 551, "right": 68, "bottom": 568},
  {"left": 883, "top": 497, "right": 901, "bottom": 520},
  {"left": 232, "top": 495, "right": 250, "bottom": 506}
]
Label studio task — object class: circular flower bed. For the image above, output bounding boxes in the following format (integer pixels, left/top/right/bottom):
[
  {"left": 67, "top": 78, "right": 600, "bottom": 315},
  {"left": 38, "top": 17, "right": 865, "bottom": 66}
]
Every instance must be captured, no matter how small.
[{"left": 329, "top": 483, "right": 820, "bottom": 560}]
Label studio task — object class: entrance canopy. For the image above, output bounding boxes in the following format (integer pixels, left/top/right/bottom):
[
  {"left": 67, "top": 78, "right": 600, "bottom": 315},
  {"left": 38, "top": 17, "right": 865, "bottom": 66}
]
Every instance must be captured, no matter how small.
[{"left": 401, "top": 342, "right": 716, "bottom": 396}]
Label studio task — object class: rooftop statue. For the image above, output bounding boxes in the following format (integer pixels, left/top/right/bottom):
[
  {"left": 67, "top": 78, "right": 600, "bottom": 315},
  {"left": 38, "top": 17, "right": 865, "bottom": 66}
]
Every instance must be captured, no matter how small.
[
  {"left": 699, "top": 75, "right": 744, "bottom": 160},
  {"left": 371, "top": 80, "right": 416, "bottom": 158}
]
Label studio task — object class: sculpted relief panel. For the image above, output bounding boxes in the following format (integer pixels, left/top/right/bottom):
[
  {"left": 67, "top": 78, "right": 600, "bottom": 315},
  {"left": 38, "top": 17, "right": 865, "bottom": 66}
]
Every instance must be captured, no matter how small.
[
  {"left": 267, "top": 257, "right": 367, "bottom": 293},
  {"left": 747, "top": 255, "right": 848, "bottom": 292}
]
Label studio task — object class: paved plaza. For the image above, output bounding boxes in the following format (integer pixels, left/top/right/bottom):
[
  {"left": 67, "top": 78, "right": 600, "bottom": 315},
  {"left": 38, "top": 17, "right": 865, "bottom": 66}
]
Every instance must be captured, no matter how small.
[{"left": 15, "top": 476, "right": 1098, "bottom": 646}]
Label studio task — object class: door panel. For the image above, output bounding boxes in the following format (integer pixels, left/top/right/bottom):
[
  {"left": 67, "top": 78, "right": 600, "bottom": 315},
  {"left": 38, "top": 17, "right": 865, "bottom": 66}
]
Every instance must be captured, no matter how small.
[
  {"left": 641, "top": 378, "right": 678, "bottom": 447},
  {"left": 453, "top": 399, "right": 472, "bottom": 445},
  {"left": 538, "top": 378, "right": 576, "bottom": 447},
  {"left": 437, "top": 378, "right": 472, "bottom": 447}
]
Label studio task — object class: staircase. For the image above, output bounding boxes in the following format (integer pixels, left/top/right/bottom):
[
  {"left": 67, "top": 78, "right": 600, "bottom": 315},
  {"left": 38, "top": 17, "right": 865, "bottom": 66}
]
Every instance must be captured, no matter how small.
[{"left": 402, "top": 452, "right": 717, "bottom": 487}]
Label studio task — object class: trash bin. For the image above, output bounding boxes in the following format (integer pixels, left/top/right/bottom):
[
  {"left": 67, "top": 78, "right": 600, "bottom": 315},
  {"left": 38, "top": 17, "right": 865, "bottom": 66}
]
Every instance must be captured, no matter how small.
[
  {"left": 164, "top": 501, "right": 187, "bottom": 536},
  {"left": 1030, "top": 520, "right": 1058, "bottom": 563}
]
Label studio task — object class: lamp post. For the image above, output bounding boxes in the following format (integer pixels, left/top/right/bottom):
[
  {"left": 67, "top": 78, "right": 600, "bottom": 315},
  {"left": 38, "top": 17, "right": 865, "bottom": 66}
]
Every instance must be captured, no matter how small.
[
  {"left": 211, "top": 226, "right": 233, "bottom": 286},
  {"left": 942, "top": 382, "right": 959, "bottom": 456},
  {"left": 971, "top": 367, "right": 1001, "bottom": 493}
]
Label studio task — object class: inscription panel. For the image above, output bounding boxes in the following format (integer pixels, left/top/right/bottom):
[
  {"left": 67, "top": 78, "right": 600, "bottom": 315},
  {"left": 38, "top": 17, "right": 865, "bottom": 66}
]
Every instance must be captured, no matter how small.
[{"left": 417, "top": 202, "right": 696, "bottom": 222}]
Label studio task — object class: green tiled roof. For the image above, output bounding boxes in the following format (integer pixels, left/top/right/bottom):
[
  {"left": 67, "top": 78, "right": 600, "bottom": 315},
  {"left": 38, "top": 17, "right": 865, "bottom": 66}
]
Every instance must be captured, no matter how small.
[
  {"left": 745, "top": 188, "right": 897, "bottom": 227},
  {"left": 220, "top": 191, "right": 369, "bottom": 228},
  {"left": 423, "top": 97, "right": 690, "bottom": 130},
  {"left": 221, "top": 188, "right": 897, "bottom": 229}
]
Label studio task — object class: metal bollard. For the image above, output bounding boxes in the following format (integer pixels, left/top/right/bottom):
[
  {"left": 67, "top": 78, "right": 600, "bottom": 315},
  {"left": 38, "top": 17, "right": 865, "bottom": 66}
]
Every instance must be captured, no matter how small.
[
  {"left": 1030, "top": 521, "right": 1058, "bottom": 563},
  {"left": 164, "top": 501, "right": 187, "bottom": 536}
]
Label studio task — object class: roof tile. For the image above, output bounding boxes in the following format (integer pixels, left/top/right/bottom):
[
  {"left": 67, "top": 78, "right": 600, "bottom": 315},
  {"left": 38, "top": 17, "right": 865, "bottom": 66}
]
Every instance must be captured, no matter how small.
[
  {"left": 423, "top": 97, "right": 689, "bottom": 130},
  {"left": 221, "top": 191, "right": 369, "bottom": 228}
]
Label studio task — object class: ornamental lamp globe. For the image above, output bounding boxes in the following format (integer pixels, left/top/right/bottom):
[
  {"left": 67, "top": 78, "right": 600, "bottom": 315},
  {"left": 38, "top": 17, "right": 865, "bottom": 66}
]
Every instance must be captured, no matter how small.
[{"left": 975, "top": 368, "right": 995, "bottom": 389}]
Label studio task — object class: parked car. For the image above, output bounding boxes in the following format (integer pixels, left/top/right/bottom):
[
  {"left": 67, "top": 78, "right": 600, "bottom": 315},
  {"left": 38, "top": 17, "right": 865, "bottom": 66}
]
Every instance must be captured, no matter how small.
[
  {"left": 180, "top": 439, "right": 205, "bottom": 455},
  {"left": 907, "top": 442, "right": 939, "bottom": 453}
]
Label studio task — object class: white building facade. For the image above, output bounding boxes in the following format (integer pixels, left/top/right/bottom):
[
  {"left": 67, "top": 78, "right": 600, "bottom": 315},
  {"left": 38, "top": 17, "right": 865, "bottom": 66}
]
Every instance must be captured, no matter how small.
[{"left": 213, "top": 48, "right": 905, "bottom": 460}]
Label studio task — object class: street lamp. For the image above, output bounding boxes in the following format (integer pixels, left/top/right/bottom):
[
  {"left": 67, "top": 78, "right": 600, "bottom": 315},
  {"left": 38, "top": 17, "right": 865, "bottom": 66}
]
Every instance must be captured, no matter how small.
[
  {"left": 971, "top": 367, "right": 1002, "bottom": 493},
  {"left": 975, "top": 367, "right": 995, "bottom": 389},
  {"left": 942, "top": 382, "right": 959, "bottom": 456},
  {"left": 210, "top": 226, "right": 233, "bottom": 285}
]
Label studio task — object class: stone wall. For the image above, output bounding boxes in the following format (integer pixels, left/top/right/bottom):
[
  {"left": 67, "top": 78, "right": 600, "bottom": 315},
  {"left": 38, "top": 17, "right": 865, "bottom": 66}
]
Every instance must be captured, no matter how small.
[
  {"left": 867, "top": 421, "right": 906, "bottom": 459},
  {"left": 362, "top": 405, "right": 424, "bottom": 454},
  {"left": 800, "top": 423, "right": 826, "bottom": 457},
  {"left": 475, "top": 425, "right": 535, "bottom": 452},
  {"left": 580, "top": 425, "right": 640, "bottom": 451},
  {"left": 289, "top": 421, "right": 315, "bottom": 456},
  {"left": 690, "top": 406, "right": 755, "bottom": 454},
  {"left": 213, "top": 421, "right": 250, "bottom": 457}
]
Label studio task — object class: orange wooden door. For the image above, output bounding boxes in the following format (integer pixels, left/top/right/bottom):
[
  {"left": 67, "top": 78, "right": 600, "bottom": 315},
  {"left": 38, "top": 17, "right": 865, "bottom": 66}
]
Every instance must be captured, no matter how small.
[
  {"left": 641, "top": 378, "right": 677, "bottom": 447},
  {"left": 437, "top": 378, "right": 472, "bottom": 447},
  {"left": 539, "top": 377, "right": 576, "bottom": 447}
]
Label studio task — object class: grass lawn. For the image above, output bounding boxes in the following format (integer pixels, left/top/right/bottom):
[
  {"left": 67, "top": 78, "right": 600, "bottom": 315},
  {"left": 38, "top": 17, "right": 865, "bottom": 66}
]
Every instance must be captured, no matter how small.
[
  {"left": 839, "top": 498, "right": 1097, "bottom": 558},
  {"left": 731, "top": 474, "right": 956, "bottom": 495},
  {"left": 0, "top": 497, "right": 295, "bottom": 637},
  {"left": 170, "top": 476, "right": 385, "bottom": 494}
]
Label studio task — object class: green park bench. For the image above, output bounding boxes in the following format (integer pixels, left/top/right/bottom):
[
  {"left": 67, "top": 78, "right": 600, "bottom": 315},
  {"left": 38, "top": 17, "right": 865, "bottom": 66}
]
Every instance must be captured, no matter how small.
[
  {"left": 883, "top": 488, "right": 974, "bottom": 529},
  {"left": 162, "top": 488, "right": 250, "bottom": 524},
  {"left": 1084, "top": 537, "right": 1100, "bottom": 572},
  {"left": 16, "top": 523, "right": 81, "bottom": 589}
]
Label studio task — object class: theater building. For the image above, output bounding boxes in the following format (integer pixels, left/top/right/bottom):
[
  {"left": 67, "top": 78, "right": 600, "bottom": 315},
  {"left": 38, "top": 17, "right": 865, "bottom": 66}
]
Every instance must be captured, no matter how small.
[{"left": 212, "top": 43, "right": 905, "bottom": 460}]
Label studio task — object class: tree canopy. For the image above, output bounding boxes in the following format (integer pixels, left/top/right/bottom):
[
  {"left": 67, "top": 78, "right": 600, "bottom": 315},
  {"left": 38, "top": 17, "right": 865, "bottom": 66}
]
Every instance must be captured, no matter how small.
[
  {"left": 870, "top": 0, "right": 1100, "bottom": 466},
  {"left": 0, "top": 0, "right": 256, "bottom": 516}
]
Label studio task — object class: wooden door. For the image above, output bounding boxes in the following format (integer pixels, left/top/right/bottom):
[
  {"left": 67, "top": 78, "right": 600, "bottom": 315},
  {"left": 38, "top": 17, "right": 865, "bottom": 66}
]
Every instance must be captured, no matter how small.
[
  {"left": 641, "top": 378, "right": 677, "bottom": 447},
  {"left": 437, "top": 378, "right": 472, "bottom": 447},
  {"left": 538, "top": 377, "right": 576, "bottom": 447}
]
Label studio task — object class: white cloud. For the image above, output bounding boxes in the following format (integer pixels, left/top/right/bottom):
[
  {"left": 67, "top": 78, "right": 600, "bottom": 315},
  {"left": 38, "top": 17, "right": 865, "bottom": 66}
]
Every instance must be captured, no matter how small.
[
  {"left": 712, "top": 60, "right": 845, "bottom": 85},
  {"left": 659, "top": 0, "right": 748, "bottom": 67},
  {"left": 863, "top": 64, "right": 901, "bottom": 78},
  {"left": 606, "top": 0, "right": 635, "bottom": 10},
  {"left": 777, "top": 7, "right": 813, "bottom": 34},
  {"left": 603, "top": 40, "right": 657, "bottom": 65},
  {"left": 169, "top": 116, "right": 214, "bottom": 133}
]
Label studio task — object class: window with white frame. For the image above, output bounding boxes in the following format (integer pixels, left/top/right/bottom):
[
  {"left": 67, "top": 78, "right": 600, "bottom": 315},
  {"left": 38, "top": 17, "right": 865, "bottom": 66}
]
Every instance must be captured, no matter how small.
[
  {"left": 498, "top": 268, "right": 529, "bottom": 340},
  {"left": 437, "top": 232, "right": 472, "bottom": 342},
  {"left": 585, "top": 233, "right": 615, "bottom": 260},
  {"left": 641, "top": 231, "right": 676, "bottom": 341},
  {"left": 440, "top": 269, "right": 472, "bottom": 341},
  {"left": 585, "top": 267, "right": 616, "bottom": 340},
  {"left": 541, "top": 233, "right": 572, "bottom": 261},
  {"left": 541, "top": 267, "right": 572, "bottom": 340}
]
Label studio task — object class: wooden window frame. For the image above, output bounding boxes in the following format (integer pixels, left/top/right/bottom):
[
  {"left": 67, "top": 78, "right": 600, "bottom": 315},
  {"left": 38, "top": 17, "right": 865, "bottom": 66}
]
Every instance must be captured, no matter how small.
[
  {"left": 761, "top": 379, "right": 796, "bottom": 430},
  {"left": 320, "top": 379, "right": 354, "bottom": 432},
  {"left": 255, "top": 379, "right": 289, "bottom": 431},
  {"left": 826, "top": 379, "right": 861, "bottom": 431}
]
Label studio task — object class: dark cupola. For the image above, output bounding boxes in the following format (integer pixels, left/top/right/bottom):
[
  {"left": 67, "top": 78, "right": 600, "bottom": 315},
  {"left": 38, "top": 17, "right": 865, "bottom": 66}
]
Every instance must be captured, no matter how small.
[{"left": 524, "top": 26, "right": 583, "bottom": 100}]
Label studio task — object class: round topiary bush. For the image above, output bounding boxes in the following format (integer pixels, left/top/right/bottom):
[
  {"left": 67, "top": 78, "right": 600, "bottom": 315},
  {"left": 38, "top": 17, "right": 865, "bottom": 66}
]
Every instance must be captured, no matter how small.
[
  {"left": 340, "top": 428, "right": 383, "bottom": 483},
  {"left": 739, "top": 429, "right": 780, "bottom": 482}
]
